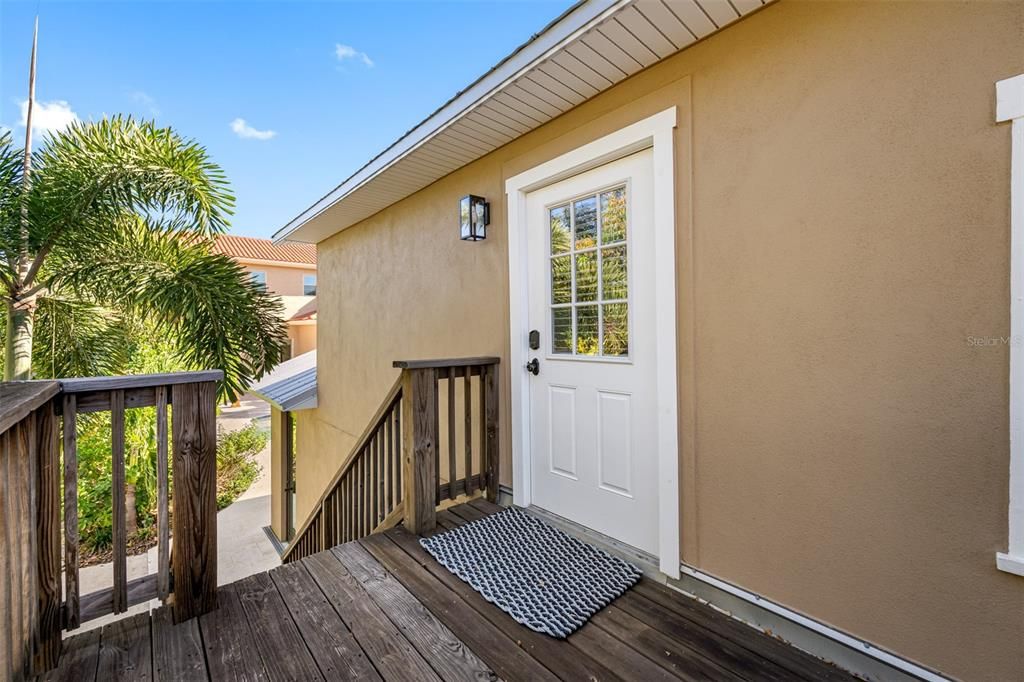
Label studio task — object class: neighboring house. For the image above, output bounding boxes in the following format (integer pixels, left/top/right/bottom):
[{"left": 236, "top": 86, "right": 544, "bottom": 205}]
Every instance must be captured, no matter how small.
[
  {"left": 213, "top": 234, "right": 317, "bottom": 358},
  {"left": 270, "top": 2, "right": 1024, "bottom": 680}
]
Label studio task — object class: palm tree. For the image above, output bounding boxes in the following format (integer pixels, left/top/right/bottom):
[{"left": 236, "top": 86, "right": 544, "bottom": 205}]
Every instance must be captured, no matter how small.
[{"left": 0, "top": 119, "right": 286, "bottom": 399}]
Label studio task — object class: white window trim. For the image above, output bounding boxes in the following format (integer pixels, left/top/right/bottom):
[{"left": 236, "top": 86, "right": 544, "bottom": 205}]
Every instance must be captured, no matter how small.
[
  {"left": 998, "top": 73, "right": 1024, "bottom": 577},
  {"left": 505, "top": 107, "right": 680, "bottom": 578}
]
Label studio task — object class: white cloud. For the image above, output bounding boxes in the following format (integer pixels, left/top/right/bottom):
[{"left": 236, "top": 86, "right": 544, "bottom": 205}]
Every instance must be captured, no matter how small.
[
  {"left": 230, "top": 118, "right": 277, "bottom": 141},
  {"left": 335, "top": 43, "right": 373, "bottom": 67},
  {"left": 129, "top": 90, "right": 160, "bottom": 116},
  {"left": 19, "top": 99, "right": 78, "bottom": 134}
]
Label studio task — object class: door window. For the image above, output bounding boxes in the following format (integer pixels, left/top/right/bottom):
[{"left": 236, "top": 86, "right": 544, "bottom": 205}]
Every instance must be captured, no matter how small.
[{"left": 549, "top": 186, "right": 629, "bottom": 357}]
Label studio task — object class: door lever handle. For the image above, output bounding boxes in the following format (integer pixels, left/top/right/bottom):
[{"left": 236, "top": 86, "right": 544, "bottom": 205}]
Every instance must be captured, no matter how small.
[{"left": 526, "top": 358, "right": 540, "bottom": 376}]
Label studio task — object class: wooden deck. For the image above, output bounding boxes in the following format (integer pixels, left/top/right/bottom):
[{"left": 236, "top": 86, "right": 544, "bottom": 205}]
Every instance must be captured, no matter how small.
[{"left": 41, "top": 500, "right": 854, "bottom": 681}]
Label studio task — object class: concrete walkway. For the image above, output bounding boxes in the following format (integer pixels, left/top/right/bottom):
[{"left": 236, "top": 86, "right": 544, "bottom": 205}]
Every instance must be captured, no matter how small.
[{"left": 75, "top": 395, "right": 278, "bottom": 632}]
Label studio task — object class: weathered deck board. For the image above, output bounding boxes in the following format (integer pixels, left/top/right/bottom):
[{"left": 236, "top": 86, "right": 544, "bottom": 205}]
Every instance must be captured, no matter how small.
[
  {"left": 303, "top": 549, "right": 443, "bottom": 681},
  {"left": 336, "top": 542, "right": 497, "bottom": 681},
  {"left": 197, "top": 582, "right": 268, "bottom": 682},
  {"left": 268, "top": 561, "right": 381, "bottom": 681},
  {"left": 37, "top": 627, "right": 98, "bottom": 682},
  {"left": 361, "top": 531, "right": 561, "bottom": 682},
  {"left": 151, "top": 606, "right": 205, "bottom": 682},
  {"left": 235, "top": 571, "right": 324, "bottom": 680},
  {"left": 41, "top": 501, "right": 856, "bottom": 682},
  {"left": 95, "top": 612, "right": 152, "bottom": 682}
]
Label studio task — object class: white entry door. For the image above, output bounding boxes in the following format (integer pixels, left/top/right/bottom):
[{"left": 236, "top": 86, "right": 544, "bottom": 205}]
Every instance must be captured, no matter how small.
[{"left": 526, "top": 149, "right": 658, "bottom": 554}]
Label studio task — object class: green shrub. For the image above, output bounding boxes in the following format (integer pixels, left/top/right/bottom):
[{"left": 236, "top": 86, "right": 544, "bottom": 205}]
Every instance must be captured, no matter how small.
[
  {"left": 73, "top": 414, "right": 268, "bottom": 561},
  {"left": 216, "top": 421, "right": 267, "bottom": 509}
]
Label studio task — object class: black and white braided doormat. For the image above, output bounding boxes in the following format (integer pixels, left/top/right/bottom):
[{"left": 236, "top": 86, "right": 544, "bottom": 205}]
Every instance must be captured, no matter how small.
[{"left": 420, "top": 506, "right": 642, "bottom": 638}]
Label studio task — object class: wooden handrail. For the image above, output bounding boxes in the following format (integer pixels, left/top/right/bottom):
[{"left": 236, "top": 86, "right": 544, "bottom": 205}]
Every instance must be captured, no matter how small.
[
  {"left": 0, "top": 380, "right": 59, "bottom": 433},
  {"left": 56, "top": 370, "right": 223, "bottom": 393},
  {"left": 393, "top": 356, "right": 501, "bottom": 370},
  {"left": 0, "top": 370, "right": 223, "bottom": 679}
]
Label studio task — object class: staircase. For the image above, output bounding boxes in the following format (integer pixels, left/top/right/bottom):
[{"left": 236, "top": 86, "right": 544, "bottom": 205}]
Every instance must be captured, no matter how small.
[{"left": 282, "top": 357, "right": 500, "bottom": 563}]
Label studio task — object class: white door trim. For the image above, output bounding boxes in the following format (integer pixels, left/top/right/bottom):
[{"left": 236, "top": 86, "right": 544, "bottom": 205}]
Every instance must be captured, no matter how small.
[
  {"left": 997, "top": 73, "right": 1024, "bottom": 577},
  {"left": 506, "top": 107, "right": 680, "bottom": 577}
]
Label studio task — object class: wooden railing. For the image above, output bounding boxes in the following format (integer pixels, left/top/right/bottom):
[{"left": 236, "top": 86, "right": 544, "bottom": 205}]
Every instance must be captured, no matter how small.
[
  {"left": 0, "top": 371, "right": 221, "bottom": 680},
  {"left": 284, "top": 377, "right": 404, "bottom": 563},
  {"left": 282, "top": 356, "right": 499, "bottom": 563}
]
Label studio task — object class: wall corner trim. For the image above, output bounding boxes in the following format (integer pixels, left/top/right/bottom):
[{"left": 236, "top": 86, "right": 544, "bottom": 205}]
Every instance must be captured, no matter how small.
[{"left": 999, "top": 73, "right": 1024, "bottom": 577}]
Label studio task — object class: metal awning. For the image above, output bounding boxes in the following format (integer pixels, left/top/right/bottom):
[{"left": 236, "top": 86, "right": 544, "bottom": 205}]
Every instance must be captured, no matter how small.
[{"left": 250, "top": 350, "right": 317, "bottom": 411}]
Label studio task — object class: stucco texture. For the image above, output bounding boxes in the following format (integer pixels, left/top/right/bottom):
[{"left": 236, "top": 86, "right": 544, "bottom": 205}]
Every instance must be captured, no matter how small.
[{"left": 299, "top": 1, "right": 1024, "bottom": 678}]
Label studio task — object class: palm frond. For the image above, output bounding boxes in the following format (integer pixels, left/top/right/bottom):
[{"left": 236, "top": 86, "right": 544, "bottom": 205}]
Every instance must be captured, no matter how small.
[
  {"left": 26, "top": 116, "right": 234, "bottom": 266},
  {"left": 55, "top": 219, "right": 287, "bottom": 400},
  {"left": 0, "top": 131, "right": 26, "bottom": 282},
  {"left": 32, "top": 296, "right": 131, "bottom": 378}
]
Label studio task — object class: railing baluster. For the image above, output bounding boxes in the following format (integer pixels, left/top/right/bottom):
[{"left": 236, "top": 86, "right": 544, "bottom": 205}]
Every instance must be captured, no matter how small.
[
  {"left": 448, "top": 370, "right": 457, "bottom": 500},
  {"left": 357, "top": 452, "right": 365, "bottom": 537},
  {"left": 377, "top": 426, "right": 385, "bottom": 526},
  {"left": 321, "top": 498, "right": 330, "bottom": 552},
  {"left": 483, "top": 364, "right": 499, "bottom": 503},
  {"left": 62, "top": 394, "right": 80, "bottom": 630},
  {"left": 345, "top": 476, "right": 351, "bottom": 543},
  {"left": 465, "top": 369, "right": 473, "bottom": 495},
  {"left": 479, "top": 366, "right": 487, "bottom": 497},
  {"left": 371, "top": 431, "right": 379, "bottom": 529},
  {"left": 333, "top": 491, "right": 340, "bottom": 547},
  {"left": 394, "top": 402, "right": 401, "bottom": 506},
  {"left": 434, "top": 371, "right": 441, "bottom": 506},
  {"left": 110, "top": 389, "right": 127, "bottom": 614},
  {"left": 155, "top": 386, "right": 169, "bottom": 602},
  {"left": 350, "top": 470, "right": 356, "bottom": 540},
  {"left": 386, "top": 412, "right": 394, "bottom": 513}
]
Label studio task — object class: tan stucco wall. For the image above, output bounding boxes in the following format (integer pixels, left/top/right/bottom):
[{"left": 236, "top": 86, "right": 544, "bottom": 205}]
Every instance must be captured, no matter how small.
[
  {"left": 297, "top": 2, "right": 1024, "bottom": 678},
  {"left": 288, "top": 323, "right": 317, "bottom": 356},
  {"left": 239, "top": 262, "right": 314, "bottom": 297}
]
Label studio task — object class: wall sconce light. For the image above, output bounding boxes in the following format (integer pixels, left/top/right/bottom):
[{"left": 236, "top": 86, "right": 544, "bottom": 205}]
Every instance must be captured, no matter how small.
[{"left": 460, "top": 195, "right": 489, "bottom": 241}]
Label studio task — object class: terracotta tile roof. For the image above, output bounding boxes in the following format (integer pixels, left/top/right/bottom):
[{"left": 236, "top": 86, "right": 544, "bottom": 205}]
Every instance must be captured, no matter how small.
[{"left": 214, "top": 234, "right": 316, "bottom": 265}]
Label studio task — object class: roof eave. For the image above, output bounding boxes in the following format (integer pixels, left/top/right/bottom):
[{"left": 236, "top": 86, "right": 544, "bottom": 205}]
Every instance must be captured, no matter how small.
[{"left": 272, "top": 0, "right": 628, "bottom": 245}]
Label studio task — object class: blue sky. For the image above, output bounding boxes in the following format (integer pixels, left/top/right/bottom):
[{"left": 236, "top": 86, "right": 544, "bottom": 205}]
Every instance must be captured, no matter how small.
[{"left": 0, "top": 0, "right": 573, "bottom": 238}]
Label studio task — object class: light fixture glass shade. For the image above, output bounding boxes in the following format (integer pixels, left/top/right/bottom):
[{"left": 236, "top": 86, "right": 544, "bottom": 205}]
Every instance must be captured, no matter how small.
[{"left": 460, "top": 195, "right": 488, "bottom": 241}]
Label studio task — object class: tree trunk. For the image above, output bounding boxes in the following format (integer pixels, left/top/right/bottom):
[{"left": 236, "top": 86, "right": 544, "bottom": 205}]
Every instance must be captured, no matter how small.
[
  {"left": 4, "top": 296, "right": 35, "bottom": 381},
  {"left": 125, "top": 483, "right": 138, "bottom": 538}
]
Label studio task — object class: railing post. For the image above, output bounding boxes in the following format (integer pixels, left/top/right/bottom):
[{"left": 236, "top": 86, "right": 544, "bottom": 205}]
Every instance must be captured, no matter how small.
[
  {"left": 402, "top": 368, "right": 438, "bottom": 535},
  {"left": 170, "top": 381, "right": 218, "bottom": 623},
  {"left": 33, "top": 398, "right": 61, "bottom": 674}
]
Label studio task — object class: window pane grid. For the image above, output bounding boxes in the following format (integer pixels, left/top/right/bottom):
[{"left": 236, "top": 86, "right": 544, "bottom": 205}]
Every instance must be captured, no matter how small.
[{"left": 548, "top": 184, "right": 628, "bottom": 358}]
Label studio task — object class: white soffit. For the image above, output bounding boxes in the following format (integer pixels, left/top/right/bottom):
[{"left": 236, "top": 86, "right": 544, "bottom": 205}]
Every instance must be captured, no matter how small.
[{"left": 275, "top": 0, "right": 771, "bottom": 244}]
